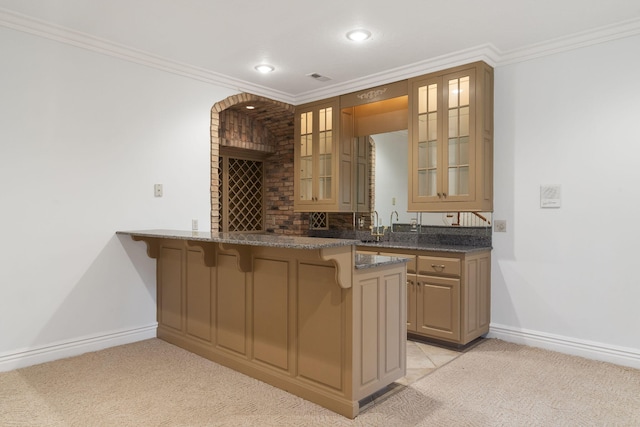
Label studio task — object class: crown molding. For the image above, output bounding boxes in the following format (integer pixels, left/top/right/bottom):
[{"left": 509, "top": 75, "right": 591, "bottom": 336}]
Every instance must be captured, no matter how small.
[
  {"left": 495, "top": 16, "right": 640, "bottom": 66},
  {"left": 293, "top": 44, "right": 501, "bottom": 104},
  {"left": 2, "top": 7, "right": 640, "bottom": 106},
  {"left": 0, "top": 7, "right": 296, "bottom": 104}
]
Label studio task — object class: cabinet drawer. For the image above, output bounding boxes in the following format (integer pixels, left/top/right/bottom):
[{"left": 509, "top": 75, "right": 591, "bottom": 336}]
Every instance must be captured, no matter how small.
[
  {"left": 379, "top": 252, "right": 416, "bottom": 274},
  {"left": 417, "top": 255, "right": 460, "bottom": 277}
]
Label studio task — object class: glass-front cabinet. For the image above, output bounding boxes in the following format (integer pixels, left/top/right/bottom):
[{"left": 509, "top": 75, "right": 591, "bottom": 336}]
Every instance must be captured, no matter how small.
[
  {"left": 409, "top": 61, "right": 493, "bottom": 212},
  {"left": 295, "top": 97, "right": 353, "bottom": 212}
]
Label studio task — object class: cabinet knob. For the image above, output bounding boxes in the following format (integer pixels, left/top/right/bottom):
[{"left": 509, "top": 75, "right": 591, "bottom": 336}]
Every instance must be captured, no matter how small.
[{"left": 431, "top": 264, "right": 446, "bottom": 272}]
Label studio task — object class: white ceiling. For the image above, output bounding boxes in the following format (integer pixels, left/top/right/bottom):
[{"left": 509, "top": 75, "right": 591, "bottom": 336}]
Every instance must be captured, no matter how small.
[{"left": 1, "top": 0, "right": 640, "bottom": 104}]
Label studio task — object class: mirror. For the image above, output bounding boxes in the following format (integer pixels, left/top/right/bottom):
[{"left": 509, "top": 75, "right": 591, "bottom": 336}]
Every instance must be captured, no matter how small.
[{"left": 370, "top": 130, "right": 411, "bottom": 228}]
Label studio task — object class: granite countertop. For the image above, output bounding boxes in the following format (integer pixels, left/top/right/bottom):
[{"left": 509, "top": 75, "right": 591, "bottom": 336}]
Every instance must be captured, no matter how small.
[
  {"left": 355, "top": 253, "right": 409, "bottom": 270},
  {"left": 357, "top": 240, "right": 491, "bottom": 253},
  {"left": 117, "top": 229, "right": 358, "bottom": 250}
]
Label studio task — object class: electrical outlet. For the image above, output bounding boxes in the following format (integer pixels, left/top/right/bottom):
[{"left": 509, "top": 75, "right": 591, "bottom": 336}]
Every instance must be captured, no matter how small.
[
  {"left": 494, "top": 220, "right": 507, "bottom": 233},
  {"left": 154, "top": 184, "right": 163, "bottom": 197},
  {"left": 191, "top": 219, "right": 198, "bottom": 231}
]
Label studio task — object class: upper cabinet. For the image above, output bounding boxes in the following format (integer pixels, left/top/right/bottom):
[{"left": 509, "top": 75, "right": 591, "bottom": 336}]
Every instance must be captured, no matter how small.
[
  {"left": 408, "top": 61, "right": 493, "bottom": 212},
  {"left": 294, "top": 97, "right": 354, "bottom": 212}
]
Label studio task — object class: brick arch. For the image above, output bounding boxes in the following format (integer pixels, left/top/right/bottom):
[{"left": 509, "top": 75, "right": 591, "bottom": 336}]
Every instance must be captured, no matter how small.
[{"left": 210, "top": 93, "right": 296, "bottom": 232}]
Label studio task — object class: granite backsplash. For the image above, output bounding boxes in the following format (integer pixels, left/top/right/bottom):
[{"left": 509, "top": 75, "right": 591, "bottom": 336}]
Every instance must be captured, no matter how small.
[{"left": 308, "top": 225, "right": 492, "bottom": 248}]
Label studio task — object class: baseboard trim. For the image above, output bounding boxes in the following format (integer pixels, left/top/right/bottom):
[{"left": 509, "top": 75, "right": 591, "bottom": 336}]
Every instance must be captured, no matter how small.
[
  {"left": 0, "top": 323, "right": 158, "bottom": 372},
  {"left": 488, "top": 323, "right": 640, "bottom": 369}
]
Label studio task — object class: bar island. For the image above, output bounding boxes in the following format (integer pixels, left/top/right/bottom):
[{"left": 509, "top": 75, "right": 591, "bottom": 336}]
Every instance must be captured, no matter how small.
[{"left": 118, "top": 230, "right": 407, "bottom": 418}]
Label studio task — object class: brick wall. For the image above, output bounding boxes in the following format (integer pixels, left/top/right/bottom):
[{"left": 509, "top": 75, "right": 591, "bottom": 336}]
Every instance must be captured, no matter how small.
[{"left": 211, "top": 93, "right": 308, "bottom": 235}]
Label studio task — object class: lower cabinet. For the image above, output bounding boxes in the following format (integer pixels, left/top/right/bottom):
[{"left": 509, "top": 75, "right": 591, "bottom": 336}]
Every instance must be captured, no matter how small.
[{"left": 360, "top": 247, "right": 491, "bottom": 346}]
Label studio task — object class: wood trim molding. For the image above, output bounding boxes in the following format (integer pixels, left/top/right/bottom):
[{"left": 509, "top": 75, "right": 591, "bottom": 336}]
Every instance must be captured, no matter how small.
[
  {"left": 131, "top": 235, "right": 160, "bottom": 260},
  {"left": 218, "top": 243, "right": 252, "bottom": 272},
  {"left": 319, "top": 246, "right": 353, "bottom": 289},
  {"left": 185, "top": 241, "right": 216, "bottom": 267}
]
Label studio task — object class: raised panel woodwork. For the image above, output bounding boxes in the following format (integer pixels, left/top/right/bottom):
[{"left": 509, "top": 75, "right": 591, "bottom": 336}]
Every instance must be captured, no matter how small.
[
  {"left": 297, "top": 262, "right": 343, "bottom": 390},
  {"left": 252, "top": 258, "right": 289, "bottom": 370},
  {"left": 417, "top": 255, "right": 460, "bottom": 276},
  {"left": 159, "top": 246, "right": 182, "bottom": 331},
  {"left": 417, "top": 275, "right": 460, "bottom": 341},
  {"left": 352, "top": 265, "right": 407, "bottom": 399},
  {"left": 136, "top": 236, "right": 408, "bottom": 419},
  {"left": 406, "top": 273, "right": 417, "bottom": 332},
  {"left": 383, "top": 272, "right": 403, "bottom": 374},
  {"left": 360, "top": 277, "right": 379, "bottom": 385},
  {"left": 216, "top": 253, "right": 246, "bottom": 355},
  {"left": 479, "top": 255, "right": 491, "bottom": 330},
  {"left": 186, "top": 248, "right": 212, "bottom": 341},
  {"left": 462, "top": 251, "right": 492, "bottom": 344},
  {"left": 465, "top": 257, "right": 479, "bottom": 335}
]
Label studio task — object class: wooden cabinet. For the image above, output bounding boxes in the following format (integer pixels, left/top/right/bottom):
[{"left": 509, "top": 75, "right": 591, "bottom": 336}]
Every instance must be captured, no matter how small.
[
  {"left": 360, "top": 247, "right": 491, "bottom": 346},
  {"left": 294, "top": 97, "right": 355, "bottom": 212},
  {"left": 408, "top": 61, "right": 493, "bottom": 212},
  {"left": 136, "top": 236, "right": 407, "bottom": 419},
  {"left": 415, "top": 255, "right": 461, "bottom": 341}
]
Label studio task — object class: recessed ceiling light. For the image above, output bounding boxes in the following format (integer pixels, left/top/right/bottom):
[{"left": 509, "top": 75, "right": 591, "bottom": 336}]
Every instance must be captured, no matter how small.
[
  {"left": 245, "top": 105, "right": 255, "bottom": 110},
  {"left": 346, "top": 29, "right": 371, "bottom": 42},
  {"left": 255, "top": 64, "right": 275, "bottom": 73}
]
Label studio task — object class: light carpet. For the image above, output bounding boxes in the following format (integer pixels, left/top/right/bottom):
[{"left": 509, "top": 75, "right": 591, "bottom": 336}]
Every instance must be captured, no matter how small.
[{"left": 1, "top": 338, "right": 639, "bottom": 426}]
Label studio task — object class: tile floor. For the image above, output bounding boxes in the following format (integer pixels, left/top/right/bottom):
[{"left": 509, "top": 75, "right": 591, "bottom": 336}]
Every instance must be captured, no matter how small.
[
  {"left": 359, "top": 339, "right": 463, "bottom": 411},
  {"left": 396, "top": 339, "right": 462, "bottom": 386}
]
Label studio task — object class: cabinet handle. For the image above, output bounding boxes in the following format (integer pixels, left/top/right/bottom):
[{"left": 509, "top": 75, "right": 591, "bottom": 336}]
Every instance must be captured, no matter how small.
[
  {"left": 442, "top": 192, "right": 447, "bottom": 198},
  {"left": 431, "top": 264, "right": 446, "bottom": 272}
]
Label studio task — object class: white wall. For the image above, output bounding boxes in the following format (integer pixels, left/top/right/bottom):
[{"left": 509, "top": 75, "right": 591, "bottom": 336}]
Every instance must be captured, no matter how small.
[
  {"left": 3, "top": 21, "right": 639, "bottom": 372},
  {"left": 0, "top": 27, "right": 237, "bottom": 370},
  {"left": 491, "top": 34, "right": 640, "bottom": 367}
]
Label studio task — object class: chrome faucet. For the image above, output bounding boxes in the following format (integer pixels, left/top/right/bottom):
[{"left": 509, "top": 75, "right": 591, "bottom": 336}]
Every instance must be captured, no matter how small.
[
  {"left": 390, "top": 211, "right": 399, "bottom": 232},
  {"left": 370, "top": 210, "right": 384, "bottom": 241}
]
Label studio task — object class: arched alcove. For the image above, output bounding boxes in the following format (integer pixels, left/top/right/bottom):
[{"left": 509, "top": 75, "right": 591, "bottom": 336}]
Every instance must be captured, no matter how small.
[{"left": 211, "top": 94, "right": 306, "bottom": 233}]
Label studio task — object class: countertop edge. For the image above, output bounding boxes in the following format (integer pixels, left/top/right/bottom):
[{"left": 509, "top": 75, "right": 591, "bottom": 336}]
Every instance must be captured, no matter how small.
[{"left": 117, "top": 229, "right": 359, "bottom": 250}]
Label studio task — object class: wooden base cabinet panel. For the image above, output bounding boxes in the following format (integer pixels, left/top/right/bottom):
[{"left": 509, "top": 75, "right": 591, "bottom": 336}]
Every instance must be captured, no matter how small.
[
  {"left": 416, "top": 275, "right": 461, "bottom": 341},
  {"left": 216, "top": 253, "right": 246, "bottom": 355},
  {"left": 352, "top": 268, "right": 406, "bottom": 398},
  {"left": 140, "top": 238, "right": 406, "bottom": 419},
  {"left": 297, "top": 262, "right": 344, "bottom": 390},
  {"left": 186, "top": 248, "right": 212, "bottom": 342},
  {"left": 359, "top": 246, "right": 491, "bottom": 346},
  {"left": 252, "top": 258, "right": 289, "bottom": 371}
]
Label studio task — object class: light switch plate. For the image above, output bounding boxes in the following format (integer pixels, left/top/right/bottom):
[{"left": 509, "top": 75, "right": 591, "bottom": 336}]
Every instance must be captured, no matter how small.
[{"left": 540, "top": 184, "right": 561, "bottom": 208}]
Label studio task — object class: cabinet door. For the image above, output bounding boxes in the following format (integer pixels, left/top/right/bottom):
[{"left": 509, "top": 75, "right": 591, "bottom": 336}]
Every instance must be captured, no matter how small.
[
  {"left": 408, "top": 62, "right": 493, "bottom": 212},
  {"left": 442, "top": 68, "right": 475, "bottom": 204},
  {"left": 410, "top": 74, "right": 442, "bottom": 205},
  {"left": 294, "top": 98, "right": 342, "bottom": 212},
  {"left": 416, "top": 274, "right": 460, "bottom": 341}
]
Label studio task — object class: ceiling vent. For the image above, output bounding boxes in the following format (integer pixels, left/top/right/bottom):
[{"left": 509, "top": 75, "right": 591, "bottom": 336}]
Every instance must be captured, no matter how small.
[{"left": 307, "top": 72, "right": 331, "bottom": 82}]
